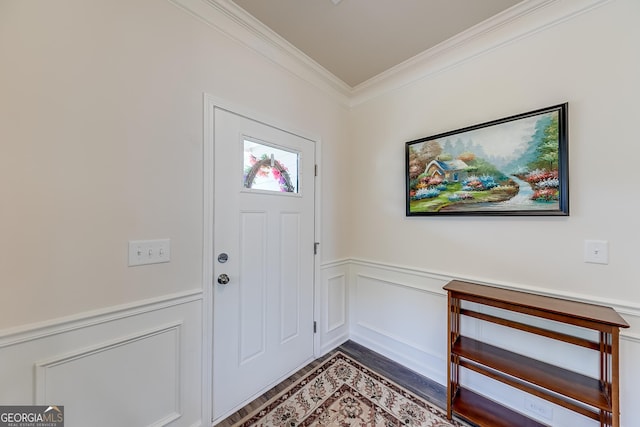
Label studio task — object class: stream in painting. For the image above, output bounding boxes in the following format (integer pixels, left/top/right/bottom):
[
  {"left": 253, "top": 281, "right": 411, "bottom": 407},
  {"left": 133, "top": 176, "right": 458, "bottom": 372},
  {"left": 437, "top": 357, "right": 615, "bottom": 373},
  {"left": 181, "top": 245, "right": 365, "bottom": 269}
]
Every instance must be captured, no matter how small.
[{"left": 442, "top": 175, "right": 557, "bottom": 212}]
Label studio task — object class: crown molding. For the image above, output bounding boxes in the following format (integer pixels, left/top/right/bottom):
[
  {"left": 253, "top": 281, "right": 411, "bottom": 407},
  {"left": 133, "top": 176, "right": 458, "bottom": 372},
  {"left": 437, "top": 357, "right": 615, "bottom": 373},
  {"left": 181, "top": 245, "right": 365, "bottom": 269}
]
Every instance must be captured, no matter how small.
[
  {"left": 350, "top": 0, "right": 611, "bottom": 106},
  {"left": 168, "top": 0, "right": 352, "bottom": 107},
  {"left": 169, "top": 0, "right": 611, "bottom": 109}
]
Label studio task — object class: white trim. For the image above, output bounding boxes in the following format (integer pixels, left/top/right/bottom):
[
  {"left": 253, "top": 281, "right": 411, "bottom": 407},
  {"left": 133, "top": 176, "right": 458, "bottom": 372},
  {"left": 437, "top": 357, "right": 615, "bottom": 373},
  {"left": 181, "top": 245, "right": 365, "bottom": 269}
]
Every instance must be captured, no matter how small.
[
  {"left": 168, "top": 0, "right": 351, "bottom": 107},
  {"left": 621, "top": 332, "right": 640, "bottom": 345},
  {"left": 169, "top": 0, "right": 611, "bottom": 108},
  {"left": 351, "top": 273, "right": 446, "bottom": 363},
  {"left": 351, "top": 0, "right": 611, "bottom": 105},
  {"left": 325, "top": 273, "right": 347, "bottom": 333},
  {"left": 350, "top": 257, "right": 640, "bottom": 320},
  {"left": 347, "top": 256, "right": 639, "bottom": 389},
  {"left": 201, "top": 93, "right": 214, "bottom": 425},
  {"left": 35, "top": 322, "right": 183, "bottom": 426},
  {"left": 354, "top": 319, "right": 441, "bottom": 361},
  {"left": 319, "top": 334, "right": 349, "bottom": 357},
  {"left": 320, "top": 258, "right": 351, "bottom": 269},
  {"left": 0, "top": 289, "right": 202, "bottom": 348},
  {"left": 350, "top": 258, "right": 454, "bottom": 284},
  {"left": 355, "top": 272, "right": 447, "bottom": 297},
  {"left": 149, "top": 412, "right": 182, "bottom": 427},
  {"left": 35, "top": 322, "right": 182, "bottom": 406},
  {"left": 348, "top": 331, "right": 445, "bottom": 385},
  {"left": 313, "top": 130, "right": 323, "bottom": 359},
  {"left": 205, "top": 95, "right": 320, "bottom": 144}
]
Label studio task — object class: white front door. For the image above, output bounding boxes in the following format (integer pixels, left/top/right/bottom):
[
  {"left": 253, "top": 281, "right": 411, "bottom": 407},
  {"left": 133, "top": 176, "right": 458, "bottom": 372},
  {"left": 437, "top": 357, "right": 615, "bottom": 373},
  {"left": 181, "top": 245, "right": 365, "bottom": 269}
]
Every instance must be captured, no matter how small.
[{"left": 212, "top": 108, "right": 316, "bottom": 422}]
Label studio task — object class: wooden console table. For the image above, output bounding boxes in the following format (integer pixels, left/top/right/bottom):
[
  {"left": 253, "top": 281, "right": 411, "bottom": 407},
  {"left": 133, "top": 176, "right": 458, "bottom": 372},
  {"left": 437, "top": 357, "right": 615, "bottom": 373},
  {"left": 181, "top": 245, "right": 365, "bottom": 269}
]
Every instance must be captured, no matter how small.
[{"left": 444, "top": 280, "right": 629, "bottom": 427}]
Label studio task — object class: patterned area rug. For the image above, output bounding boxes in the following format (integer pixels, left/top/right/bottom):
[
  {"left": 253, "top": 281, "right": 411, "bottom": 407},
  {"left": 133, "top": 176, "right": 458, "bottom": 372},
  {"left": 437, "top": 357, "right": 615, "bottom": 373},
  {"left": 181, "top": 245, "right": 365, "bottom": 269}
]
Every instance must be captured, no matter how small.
[{"left": 235, "top": 351, "right": 469, "bottom": 427}]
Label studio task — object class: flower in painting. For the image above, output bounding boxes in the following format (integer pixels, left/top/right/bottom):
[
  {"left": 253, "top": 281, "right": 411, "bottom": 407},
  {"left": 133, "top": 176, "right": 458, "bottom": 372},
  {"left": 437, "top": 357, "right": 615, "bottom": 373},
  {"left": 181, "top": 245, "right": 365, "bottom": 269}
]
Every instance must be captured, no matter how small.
[
  {"left": 479, "top": 175, "right": 498, "bottom": 189},
  {"left": 525, "top": 169, "right": 558, "bottom": 185},
  {"left": 532, "top": 188, "right": 558, "bottom": 201},
  {"left": 462, "top": 175, "right": 497, "bottom": 191},
  {"left": 537, "top": 177, "right": 559, "bottom": 189},
  {"left": 413, "top": 188, "right": 440, "bottom": 200}
]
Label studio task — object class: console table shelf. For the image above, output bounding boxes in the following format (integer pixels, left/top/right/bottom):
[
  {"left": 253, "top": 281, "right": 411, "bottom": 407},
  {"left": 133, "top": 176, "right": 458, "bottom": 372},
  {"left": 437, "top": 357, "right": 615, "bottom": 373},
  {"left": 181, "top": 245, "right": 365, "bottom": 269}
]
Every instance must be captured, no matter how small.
[
  {"left": 444, "top": 280, "right": 629, "bottom": 427},
  {"left": 452, "top": 388, "right": 546, "bottom": 427}
]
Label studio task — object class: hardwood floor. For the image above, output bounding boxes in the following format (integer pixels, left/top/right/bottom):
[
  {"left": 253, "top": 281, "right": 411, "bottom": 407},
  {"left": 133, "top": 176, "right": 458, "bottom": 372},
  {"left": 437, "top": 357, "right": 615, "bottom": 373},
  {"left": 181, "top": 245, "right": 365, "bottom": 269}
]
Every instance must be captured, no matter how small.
[
  {"left": 214, "top": 340, "right": 448, "bottom": 426},
  {"left": 339, "top": 340, "right": 447, "bottom": 409}
]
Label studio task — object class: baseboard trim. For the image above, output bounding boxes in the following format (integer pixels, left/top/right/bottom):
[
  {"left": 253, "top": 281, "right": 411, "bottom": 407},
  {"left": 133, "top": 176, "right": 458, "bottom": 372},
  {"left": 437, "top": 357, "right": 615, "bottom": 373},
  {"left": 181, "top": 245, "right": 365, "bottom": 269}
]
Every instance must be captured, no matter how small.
[
  {"left": 320, "top": 334, "right": 349, "bottom": 357},
  {"left": 348, "top": 332, "right": 445, "bottom": 386}
]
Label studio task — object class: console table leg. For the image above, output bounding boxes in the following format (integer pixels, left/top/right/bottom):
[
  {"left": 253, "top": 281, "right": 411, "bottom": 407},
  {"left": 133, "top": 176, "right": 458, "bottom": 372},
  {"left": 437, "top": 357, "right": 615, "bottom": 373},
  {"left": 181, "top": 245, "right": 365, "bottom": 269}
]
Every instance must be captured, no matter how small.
[{"left": 611, "top": 329, "right": 620, "bottom": 427}]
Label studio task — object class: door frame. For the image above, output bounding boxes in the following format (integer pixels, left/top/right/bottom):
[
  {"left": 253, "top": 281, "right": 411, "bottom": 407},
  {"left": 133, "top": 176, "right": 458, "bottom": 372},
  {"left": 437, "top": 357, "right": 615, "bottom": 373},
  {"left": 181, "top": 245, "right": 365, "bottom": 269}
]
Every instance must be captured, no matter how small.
[{"left": 201, "top": 94, "right": 322, "bottom": 424}]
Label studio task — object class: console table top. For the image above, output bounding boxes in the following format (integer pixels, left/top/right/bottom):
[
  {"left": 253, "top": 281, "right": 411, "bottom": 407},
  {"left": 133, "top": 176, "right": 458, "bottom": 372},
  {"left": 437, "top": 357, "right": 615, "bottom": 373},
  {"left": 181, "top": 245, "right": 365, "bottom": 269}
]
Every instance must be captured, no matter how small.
[{"left": 444, "top": 280, "right": 629, "bottom": 328}]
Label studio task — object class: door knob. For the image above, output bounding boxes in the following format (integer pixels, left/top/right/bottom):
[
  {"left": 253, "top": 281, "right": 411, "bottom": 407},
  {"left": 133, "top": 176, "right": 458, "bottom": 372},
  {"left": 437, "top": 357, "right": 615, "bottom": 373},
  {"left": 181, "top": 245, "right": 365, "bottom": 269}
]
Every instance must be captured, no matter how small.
[{"left": 217, "top": 274, "right": 230, "bottom": 285}]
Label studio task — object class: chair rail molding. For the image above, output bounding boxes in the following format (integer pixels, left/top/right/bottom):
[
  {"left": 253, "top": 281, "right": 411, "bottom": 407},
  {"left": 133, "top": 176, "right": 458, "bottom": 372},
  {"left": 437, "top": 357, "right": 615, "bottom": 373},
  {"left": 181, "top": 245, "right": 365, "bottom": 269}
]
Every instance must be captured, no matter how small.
[
  {"left": 0, "top": 289, "right": 202, "bottom": 348},
  {"left": 348, "top": 257, "right": 640, "bottom": 324}
]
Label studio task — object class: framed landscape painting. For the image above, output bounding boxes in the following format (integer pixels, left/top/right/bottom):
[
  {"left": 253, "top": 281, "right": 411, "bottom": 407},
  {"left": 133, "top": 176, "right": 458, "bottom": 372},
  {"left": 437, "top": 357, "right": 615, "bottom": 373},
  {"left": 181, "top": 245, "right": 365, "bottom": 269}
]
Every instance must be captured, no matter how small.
[{"left": 405, "top": 103, "right": 568, "bottom": 216}]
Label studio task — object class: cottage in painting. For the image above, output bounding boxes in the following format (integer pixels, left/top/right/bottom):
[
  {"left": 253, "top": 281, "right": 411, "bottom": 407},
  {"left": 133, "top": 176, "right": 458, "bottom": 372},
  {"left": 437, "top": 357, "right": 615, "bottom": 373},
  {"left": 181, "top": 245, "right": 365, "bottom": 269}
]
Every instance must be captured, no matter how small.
[{"left": 424, "top": 159, "right": 468, "bottom": 182}]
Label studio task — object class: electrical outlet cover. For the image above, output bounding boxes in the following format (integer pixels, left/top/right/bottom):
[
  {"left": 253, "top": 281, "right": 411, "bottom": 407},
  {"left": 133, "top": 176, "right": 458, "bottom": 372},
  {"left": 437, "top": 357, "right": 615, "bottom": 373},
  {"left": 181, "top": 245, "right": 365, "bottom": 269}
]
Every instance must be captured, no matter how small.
[{"left": 524, "top": 396, "right": 553, "bottom": 421}]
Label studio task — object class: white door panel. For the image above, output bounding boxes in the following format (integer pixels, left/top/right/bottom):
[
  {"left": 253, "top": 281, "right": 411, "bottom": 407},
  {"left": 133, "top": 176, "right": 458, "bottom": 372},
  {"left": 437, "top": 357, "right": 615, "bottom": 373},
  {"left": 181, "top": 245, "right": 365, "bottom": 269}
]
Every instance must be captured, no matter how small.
[{"left": 212, "top": 108, "right": 315, "bottom": 421}]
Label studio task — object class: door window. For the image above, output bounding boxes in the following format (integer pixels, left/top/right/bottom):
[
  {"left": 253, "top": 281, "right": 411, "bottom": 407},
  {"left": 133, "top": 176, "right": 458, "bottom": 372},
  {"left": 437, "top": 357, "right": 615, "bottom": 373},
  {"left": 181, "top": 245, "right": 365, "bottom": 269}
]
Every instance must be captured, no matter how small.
[{"left": 243, "top": 139, "right": 299, "bottom": 193}]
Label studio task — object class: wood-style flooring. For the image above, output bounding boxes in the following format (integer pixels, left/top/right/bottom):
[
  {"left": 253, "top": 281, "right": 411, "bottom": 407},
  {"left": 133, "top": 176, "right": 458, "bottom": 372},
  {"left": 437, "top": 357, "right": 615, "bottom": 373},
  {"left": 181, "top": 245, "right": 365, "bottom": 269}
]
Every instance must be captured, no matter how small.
[{"left": 214, "top": 340, "right": 449, "bottom": 426}]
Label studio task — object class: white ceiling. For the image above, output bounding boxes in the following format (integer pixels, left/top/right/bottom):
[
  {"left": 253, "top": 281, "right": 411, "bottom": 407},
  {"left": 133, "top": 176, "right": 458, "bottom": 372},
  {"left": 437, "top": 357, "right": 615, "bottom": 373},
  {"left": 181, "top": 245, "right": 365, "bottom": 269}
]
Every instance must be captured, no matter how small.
[{"left": 231, "top": 0, "right": 523, "bottom": 87}]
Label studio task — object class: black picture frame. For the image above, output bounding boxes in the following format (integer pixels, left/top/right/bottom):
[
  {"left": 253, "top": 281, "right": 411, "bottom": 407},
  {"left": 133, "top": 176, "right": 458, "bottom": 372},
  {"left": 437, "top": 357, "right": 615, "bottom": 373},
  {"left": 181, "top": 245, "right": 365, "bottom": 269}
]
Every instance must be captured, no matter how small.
[{"left": 405, "top": 103, "right": 568, "bottom": 216}]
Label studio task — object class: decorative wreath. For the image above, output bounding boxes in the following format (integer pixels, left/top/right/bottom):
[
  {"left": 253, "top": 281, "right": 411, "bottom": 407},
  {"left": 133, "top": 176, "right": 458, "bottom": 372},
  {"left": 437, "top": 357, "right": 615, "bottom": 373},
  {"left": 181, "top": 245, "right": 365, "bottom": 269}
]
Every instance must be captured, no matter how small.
[{"left": 244, "top": 155, "right": 295, "bottom": 192}]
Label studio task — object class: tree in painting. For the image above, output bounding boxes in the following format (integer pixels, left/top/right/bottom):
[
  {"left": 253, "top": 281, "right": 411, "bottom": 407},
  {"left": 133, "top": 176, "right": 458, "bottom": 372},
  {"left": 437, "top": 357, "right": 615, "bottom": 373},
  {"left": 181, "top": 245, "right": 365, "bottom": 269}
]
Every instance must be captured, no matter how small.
[{"left": 522, "top": 114, "right": 560, "bottom": 202}]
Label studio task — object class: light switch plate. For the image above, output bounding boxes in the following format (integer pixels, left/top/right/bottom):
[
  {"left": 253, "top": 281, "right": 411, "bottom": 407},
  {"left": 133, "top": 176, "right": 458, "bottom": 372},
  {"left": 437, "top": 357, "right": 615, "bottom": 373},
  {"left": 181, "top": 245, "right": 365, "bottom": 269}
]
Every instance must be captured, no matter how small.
[
  {"left": 128, "top": 239, "right": 171, "bottom": 266},
  {"left": 584, "top": 240, "right": 608, "bottom": 264}
]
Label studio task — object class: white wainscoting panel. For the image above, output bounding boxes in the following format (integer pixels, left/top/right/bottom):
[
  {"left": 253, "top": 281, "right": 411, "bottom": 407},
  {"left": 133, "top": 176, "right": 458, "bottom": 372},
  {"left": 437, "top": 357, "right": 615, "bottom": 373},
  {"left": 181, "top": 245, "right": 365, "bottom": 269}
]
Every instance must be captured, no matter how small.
[
  {"left": 35, "top": 323, "right": 181, "bottom": 427},
  {"left": 348, "top": 261, "right": 450, "bottom": 384},
  {"left": 620, "top": 333, "right": 640, "bottom": 427},
  {"left": 0, "top": 290, "right": 203, "bottom": 427},
  {"left": 346, "top": 259, "right": 640, "bottom": 427},
  {"left": 327, "top": 275, "right": 346, "bottom": 333},
  {"left": 319, "top": 261, "right": 349, "bottom": 355}
]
